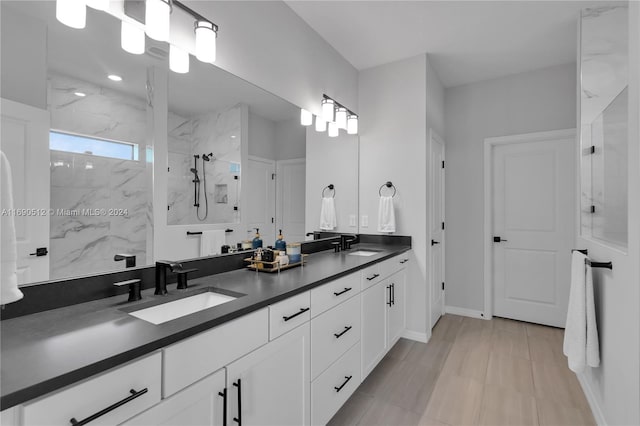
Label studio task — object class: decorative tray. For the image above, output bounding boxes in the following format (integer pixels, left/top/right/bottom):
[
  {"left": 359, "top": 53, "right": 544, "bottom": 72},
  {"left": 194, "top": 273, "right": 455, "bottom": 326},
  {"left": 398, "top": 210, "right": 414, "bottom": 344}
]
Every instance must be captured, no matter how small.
[{"left": 244, "top": 254, "right": 307, "bottom": 273}]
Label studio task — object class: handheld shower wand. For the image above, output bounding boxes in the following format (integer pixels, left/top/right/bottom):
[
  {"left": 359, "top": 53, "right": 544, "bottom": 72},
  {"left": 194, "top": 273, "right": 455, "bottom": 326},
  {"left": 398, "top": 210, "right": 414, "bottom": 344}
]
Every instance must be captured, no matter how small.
[
  {"left": 192, "top": 155, "right": 200, "bottom": 208},
  {"left": 196, "top": 153, "right": 214, "bottom": 221}
]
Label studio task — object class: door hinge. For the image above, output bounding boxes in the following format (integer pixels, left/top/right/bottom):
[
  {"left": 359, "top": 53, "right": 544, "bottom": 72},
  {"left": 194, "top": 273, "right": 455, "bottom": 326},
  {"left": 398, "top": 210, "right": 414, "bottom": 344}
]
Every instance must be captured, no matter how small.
[
  {"left": 590, "top": 146, "right": 596, "bottom": 154},
  {"left": 442, "top": 222, "right": 445, "bottom": 230},
  {"left": 441, "top": 160, "right": 445, "bottom": 168},
  {"left": 590, "top": 205, "right": 596, "bottom": 214},
  {"left": 167, "top": 205, "right": 170, "bottom": 211},
  {"left": 442, "top": 282, "right": 445, "bottom": 291},
  {"left": 271, "top": 173, "right": 276, "bottom": 180},
  {"left": 271, "top": 217, "right": 274, "bottom": 223},
  {"left": 167, "top": 167, "right": 170, "bottom": 172}
]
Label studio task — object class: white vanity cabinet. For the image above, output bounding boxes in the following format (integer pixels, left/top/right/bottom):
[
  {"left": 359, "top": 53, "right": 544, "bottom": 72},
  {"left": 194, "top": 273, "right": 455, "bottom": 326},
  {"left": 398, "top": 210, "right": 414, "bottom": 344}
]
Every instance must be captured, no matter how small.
[{"left": 225, "top": 323, "right": 311, "bottom": 426}]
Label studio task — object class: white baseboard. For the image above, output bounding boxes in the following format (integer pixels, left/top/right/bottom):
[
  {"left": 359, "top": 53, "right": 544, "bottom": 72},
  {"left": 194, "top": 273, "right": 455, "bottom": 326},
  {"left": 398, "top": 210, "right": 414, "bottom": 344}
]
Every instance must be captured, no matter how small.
[
  {"left": 444, "top": 305, "right": 487, "bottom": 320},
  {"left": 402, "top": 329, "right": 428, "bottom": 343},
  {"left": 576, "top": 373, "right": 607, "bottom": 426}
]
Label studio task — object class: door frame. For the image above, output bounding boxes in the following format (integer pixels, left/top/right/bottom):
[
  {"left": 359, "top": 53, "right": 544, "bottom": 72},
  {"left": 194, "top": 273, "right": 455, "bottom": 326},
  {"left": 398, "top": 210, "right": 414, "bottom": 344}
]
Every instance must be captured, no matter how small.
[
  {"left": 429, "top": 129, "right": 445, "bottom": 328},
  {"left": 482, "top": 128, "right": 577, "bottom": 320}
]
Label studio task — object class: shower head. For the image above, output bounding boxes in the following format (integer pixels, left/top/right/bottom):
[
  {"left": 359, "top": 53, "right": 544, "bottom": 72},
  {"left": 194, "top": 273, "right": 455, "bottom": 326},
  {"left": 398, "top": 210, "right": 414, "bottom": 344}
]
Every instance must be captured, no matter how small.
[
  {"left": 190, "top": 168, "right": 200, "bottom": 182},
  {"left": 202, "top": 153, "right": 214, "bottom": 161}
]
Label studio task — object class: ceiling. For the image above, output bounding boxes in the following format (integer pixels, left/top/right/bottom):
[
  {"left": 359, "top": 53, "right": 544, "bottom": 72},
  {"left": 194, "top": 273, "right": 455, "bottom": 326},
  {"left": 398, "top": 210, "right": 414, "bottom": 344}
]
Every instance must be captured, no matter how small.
[{"left": 285, "top": 0, "right": 609, "bottom": 88}]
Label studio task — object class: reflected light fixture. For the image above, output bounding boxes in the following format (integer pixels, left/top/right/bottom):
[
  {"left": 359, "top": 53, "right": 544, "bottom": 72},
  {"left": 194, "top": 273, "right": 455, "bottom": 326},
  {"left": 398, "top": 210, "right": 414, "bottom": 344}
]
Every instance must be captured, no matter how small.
[
  {"left": 108, "top": 74, "right": 123, "bottom": 82},
  {"left": 74, "top": 92, "right": 86, "bottom": 97},
  {"left": 170, "top": 45, "right": 190, "bottom": 74},
  {"left": 86, "top": 0, "right": 110, "bottom": 11},
  {"left": 121, "top": 20, "right": 145, "bottom": 55},
  {"left": 335, "top": 107, "right": 347, "bottom": 129},
  {"left": 347, "top": 114, "right": 358, "bottom": 135},
  {"left": 328, "top": 121, "right": 339, "bottom": 138},
  {"left": 195, "top": 20, "right": 217, "bottom": 63},
  {"left": 322, "top": 98, "right": 335, "bottom": 123},
  {"left": 145, "top": 0, "right": 171, "bottom": 42},
  {"left": 300, "top": 109, "right": 313, "bottom": 126},
  {"left": 315, "top": 116, "right": 327, "bottom": 132},
  {"left": 56, "top": 0, "right": 86, "bottom": 29}
]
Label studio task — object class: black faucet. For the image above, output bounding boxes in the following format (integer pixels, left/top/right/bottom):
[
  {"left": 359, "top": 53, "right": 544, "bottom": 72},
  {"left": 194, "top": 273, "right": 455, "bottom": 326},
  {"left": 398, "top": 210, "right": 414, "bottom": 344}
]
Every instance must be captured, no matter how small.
[
  {"left": 114, "top": 253, "right": 136, "bottom": 268},
  {"left": 155, "top": 261, "right": 183, "bottom": 295},
  {"left": 341, "top": 234, "right": 359, "bottom": 251}
]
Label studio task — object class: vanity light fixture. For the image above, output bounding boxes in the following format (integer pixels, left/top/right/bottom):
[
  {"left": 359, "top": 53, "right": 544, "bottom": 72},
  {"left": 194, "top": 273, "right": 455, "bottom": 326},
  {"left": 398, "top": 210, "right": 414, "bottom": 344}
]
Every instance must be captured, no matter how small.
[
  {"left": 335, "top": 107, "right": 348, "bottom": 129},
  {"left": 108, "top": 74, "right": 123, "bottom": 82},
  {"left": 322, "top": 97, "right": 335, "bottom": 123},
  {"left": 328, "top": 121, "right": 339, "bottom": 138},
  {"left": 169, "top": 45, "right": 190, "bottom": 73},
  {"left": 145, "top": 0, "right": 171, "bottom": 42},
  {"left": 56, "top": 0, "right": 86, "bottom": 29},
  {"left": 121, "top": 20, "right": 145, "bottom": 55},
  {"left": 347, "top": 114, "right": 358, "bottom": 135},
  {"left": 86, "top": 0, "right": 110, "bottom": 11},
  {"left": 300, "top": 109, "right": 313, "bottom": 126},
  {"left": 194, "top": 20, "right": 218, "bottom": 63},
  {"left": 74, "top": 92, "right": 87, "bottom": 97},
  {"left": 315, "top": 116, "right": 327, "bottom": 132}
]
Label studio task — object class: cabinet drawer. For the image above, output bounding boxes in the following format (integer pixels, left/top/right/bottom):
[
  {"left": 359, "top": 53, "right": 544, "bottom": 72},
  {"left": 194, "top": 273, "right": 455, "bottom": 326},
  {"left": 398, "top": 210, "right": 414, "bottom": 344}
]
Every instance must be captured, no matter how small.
[
  {"left": 269, "top": 291, "right": 311, "bottom": 340},
  {"left": 311, "top": 342, "right": 361, "bottom": 426},
  {"left": 360, "top": 264, "right": 382, "bottom": 290},
  {"left": 310, "top": 272, "right": 360, "bottom": 317},
  {"left": 311, "top": 295, "right": 361, "bottom": 379},
  {"left": 22, "top": 352, "right": 161, "bottom": 426},
  {"left": 379, "top": 254, "right": 409, "bottom": 279},
  {"left": 164, "top": 308, "right": 268, "bottom": 397}
]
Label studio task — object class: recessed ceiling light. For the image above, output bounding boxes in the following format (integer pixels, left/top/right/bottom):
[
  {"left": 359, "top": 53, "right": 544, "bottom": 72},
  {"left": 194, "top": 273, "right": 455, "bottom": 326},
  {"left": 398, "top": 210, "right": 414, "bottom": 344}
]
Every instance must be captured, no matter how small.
[
  {"left": 74, "top": 92, "right": 86, "bottom": 97},
  {"left": 108, "top": 74, "right": 123, "bottom": 82}
]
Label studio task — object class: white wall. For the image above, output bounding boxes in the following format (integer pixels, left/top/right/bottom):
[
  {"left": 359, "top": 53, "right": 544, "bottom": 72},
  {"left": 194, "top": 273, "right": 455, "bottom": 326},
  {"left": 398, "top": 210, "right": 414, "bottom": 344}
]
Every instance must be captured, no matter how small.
[
  {"left": 248, "top": 112, "right": 277, "bottom": 160},
  {"left": 577, "top": 4, "right": 640, "bottom": 425},
  {"left": 444, "top": 63, "right": 577, "bottom": 312},
  {"left": 426, "top": 57, "right": 445, "bottom": 138},
  {"left": 359, "top": 54, "right": 445, "bottom": 339},
  {"left": 275, "top": 118, "right": 306, "bottom": 160}
]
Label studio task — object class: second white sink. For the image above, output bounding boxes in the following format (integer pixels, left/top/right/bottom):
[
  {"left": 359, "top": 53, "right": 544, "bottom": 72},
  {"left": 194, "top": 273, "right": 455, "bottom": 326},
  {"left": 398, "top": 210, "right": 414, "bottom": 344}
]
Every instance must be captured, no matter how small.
[
  {"left": 348, "top": 250, "right": 380, "bottom": 257},
  {"left": 129, "top": 292, "right": 236, "bottom": 325}
]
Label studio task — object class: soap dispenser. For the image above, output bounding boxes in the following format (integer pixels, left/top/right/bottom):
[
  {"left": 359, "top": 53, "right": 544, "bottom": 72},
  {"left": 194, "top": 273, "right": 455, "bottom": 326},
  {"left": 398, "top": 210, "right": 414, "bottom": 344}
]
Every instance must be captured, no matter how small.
[
  {"left": 275, "top": 229, "right": 287, "bottom": 251},
  {"left": 252, "top": 228, "right": 263, "bottom": 249}
]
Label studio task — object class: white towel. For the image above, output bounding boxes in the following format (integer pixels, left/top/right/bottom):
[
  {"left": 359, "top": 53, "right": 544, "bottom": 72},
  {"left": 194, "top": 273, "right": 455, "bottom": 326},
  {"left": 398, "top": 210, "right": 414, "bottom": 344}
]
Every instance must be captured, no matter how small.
[
  {"left": 319, "top": 197, "right": 337, "bottom": 231},
  {"left": 563, "top": 251, "right": 600, "bottom": 373},
  {"left": 200, "top": 230, "right": 226, "bottom": 256},
  {"left": 377, "top": 196, "right": 396, "bottom": 233},
  {"left": 1, "top": 151, "right": 24, "bottom": 305}
]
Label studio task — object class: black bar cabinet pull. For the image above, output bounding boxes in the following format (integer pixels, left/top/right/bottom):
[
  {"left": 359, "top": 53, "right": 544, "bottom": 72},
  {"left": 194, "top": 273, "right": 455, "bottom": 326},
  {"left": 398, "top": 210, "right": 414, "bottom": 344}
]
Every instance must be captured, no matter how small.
[
  {"left": 366, "top": 273, "right": 380, "bottom": 281},
  {"left": 233, "top": 380, "right": 242, "bottom": 425},
  {"left": 391, "top": 283, "right": 395, "bottom": 305},
  {"left": 586, "top": 259, "right": 613, "bottom": 270},
  {"left": 187, "top": 229, "right": 233, "bottom": 235},
  {"left": 69, "top": 388, "right": 148, "bottom": 425},
  {"left": 334, "top": 326, "right": 353, "bottom": 339},
  {"left": 218, "top": 388, "right": 227, "bottom": 426},
  {"left": 334, "top": 287, "right": 352, "bottom": 296},
  {"left": 387, "top": 285, "right": 392, "bottom": 307},
  {"left": 334, "top": 375, "right": 353, "bottom": 393},
  {"left": 431, "top": 239, "right": 440, "bottom": 246},
  {"left": 283, "top": 307, "right": 310, "bottom": 322}
]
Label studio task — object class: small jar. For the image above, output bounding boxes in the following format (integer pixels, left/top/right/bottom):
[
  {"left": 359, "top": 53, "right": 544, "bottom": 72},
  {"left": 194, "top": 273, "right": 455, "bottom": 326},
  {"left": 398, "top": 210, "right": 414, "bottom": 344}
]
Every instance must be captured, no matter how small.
[{"left": 286, "top": 243, "right": 301, "bottom": 263}]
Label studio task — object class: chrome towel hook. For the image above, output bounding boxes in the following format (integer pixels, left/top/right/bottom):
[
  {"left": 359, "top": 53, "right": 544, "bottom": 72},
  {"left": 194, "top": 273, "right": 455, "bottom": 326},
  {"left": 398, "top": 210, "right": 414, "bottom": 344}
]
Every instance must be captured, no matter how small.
[
  {"left": 379, "top": 181, "right": 397, "bottom": 197},
  {"left": 322, "top": 184, "right": 336, "bottom": 198}
]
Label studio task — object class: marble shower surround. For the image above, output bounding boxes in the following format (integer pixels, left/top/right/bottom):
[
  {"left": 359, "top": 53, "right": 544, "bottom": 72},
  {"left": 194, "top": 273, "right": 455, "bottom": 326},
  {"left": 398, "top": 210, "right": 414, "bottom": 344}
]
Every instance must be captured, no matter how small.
[
  {"left": 48, "top": 72, "right": 152, "bottom": 279},
  {"left": 167, "top": 105, "right": 241, "bottom": 225}
]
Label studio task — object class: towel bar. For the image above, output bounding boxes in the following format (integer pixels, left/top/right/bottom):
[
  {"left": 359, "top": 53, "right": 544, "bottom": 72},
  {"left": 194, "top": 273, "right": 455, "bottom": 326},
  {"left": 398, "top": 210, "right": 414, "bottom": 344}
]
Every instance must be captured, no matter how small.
[
  {"left": 379, "top": 181, "right": 397, "bottom": 197},
  {"left": 187, "top": 229, "right": 233, "bottom": 236},
  {"left": 585, "top": 259, "right": 613, "bottom": 270},
  {"left": 322, "top": 184, "right": 336, "bottom": 198}
]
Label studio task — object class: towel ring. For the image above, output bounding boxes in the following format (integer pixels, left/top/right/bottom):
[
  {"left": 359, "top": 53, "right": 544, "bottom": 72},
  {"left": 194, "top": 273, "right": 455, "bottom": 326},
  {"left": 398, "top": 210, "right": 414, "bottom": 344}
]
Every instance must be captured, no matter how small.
[
  {"left": 379, "top": 181, "right": 396, "bottom": 197},
  {"left": 322, "top": 184, "right": 336, "bottom": 198}
]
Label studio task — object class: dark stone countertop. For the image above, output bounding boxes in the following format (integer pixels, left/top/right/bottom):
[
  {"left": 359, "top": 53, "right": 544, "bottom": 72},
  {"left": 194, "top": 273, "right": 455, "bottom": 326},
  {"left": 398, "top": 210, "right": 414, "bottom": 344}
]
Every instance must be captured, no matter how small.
[{"left": 0, "top": 243, "right": 410, "bottom": 410}]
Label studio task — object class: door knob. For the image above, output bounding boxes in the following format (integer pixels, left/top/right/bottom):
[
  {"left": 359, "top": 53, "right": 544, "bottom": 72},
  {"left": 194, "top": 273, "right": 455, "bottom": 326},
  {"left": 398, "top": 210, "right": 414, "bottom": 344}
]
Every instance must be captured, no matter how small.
[
  {"left": 493, "top": 236, "right": 508, "bottom": 243},
  {"left": 431, "top": 240, "right": 440, "bottom": 246},
  {"left": 29, "top": 247, "right": 48, "bottom": 256}
]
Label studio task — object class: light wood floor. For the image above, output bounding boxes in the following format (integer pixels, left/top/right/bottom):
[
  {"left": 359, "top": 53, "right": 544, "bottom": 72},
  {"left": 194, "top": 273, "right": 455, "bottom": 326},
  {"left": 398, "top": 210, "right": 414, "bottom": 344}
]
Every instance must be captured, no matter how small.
[{"left": 328, "top": 315, "right": 596, "bottom": 426}]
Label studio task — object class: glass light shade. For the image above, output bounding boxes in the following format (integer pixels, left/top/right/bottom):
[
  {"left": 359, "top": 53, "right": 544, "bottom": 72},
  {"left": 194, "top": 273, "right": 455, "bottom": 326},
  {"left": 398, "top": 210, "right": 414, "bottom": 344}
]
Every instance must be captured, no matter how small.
[
  {"left": 335, "top": 107, "right": 347, "bottom": 129},
  {"left": 322, "top": 98, "right": 335, "bottom": 122},
  {"left": 300, "top": 109, "right": 313, "bottom": 126},
  {"left": 169, "top": 45, "right": 189, "bottom": 74},
  {"left": 195, "top": 21, "right": 217, "bottom": 63},
  {"left": 145, "top": 0, "right": 170, "bottom": 42},
  {"left": 315, "top": 116, "right": 327, "bottom": 132},
  {"left": 56, "top": 0, "right": 86, "bottom": 29},
  {"left": 347, "top": 115, "right": 358, "bottom": 135},
  {"left": 121, "top": 21, "right": 145, "bottom": 55},
  {"left": 328, "top": 121, "right": 339, "bottom": 138},
  {"left": 86, "top": 0, "right": 109, "bottom": 10}
]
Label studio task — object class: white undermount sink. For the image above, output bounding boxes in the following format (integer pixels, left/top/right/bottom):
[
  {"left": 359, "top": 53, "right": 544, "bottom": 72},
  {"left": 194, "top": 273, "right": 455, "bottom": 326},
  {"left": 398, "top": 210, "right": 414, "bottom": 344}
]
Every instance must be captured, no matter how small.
[
  {"left": 348, "top": 250, "right": 380, "bottom": 257},
  {"left": 129, "top": 292, "right": 236, "bottom": 325}
]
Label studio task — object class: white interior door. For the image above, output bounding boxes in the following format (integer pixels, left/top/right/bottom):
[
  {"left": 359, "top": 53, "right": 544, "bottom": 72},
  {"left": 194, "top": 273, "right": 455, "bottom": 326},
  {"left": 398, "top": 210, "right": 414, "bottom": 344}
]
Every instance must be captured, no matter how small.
[
  {"left": 276, "top": 158, "right": 305, "bottom": 243},
  {"left": 430, "top": 132, "right": 445, "bottom": 328},
  {"left": 246, "top": 157, "right": 275, "bottom": 245},
  {"left": 491, "top": 133, "right": 575, "bottom": 327},
  {"left": 1, "top": 98, "right": 50, "bottom": 284}
]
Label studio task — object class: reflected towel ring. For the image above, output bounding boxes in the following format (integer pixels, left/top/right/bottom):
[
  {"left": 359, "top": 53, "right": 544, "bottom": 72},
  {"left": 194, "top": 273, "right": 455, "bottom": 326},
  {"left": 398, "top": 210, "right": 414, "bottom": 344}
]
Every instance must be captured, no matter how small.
[
  {"left": 379, "top": 181, "right": 396, "bottom": 197},
  {"left": 322, "top": 184, "right": 336, "bottom": 198}
]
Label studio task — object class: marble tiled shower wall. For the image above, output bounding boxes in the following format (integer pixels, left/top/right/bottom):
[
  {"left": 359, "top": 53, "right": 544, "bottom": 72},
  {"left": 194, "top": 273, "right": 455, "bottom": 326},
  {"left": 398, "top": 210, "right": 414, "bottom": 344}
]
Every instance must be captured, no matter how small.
[
  {"left": 167, "top": 106, "right": 241, "bottom": 225},
  {"left": 48, "top": 73, "right": 152, "bottom": 279}
]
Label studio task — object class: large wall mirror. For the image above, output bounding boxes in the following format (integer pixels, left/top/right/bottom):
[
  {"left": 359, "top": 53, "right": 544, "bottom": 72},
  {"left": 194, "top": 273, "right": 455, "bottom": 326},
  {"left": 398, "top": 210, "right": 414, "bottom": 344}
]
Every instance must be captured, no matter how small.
[
  {"left": 1, "top": 0, "right": 360, "bottom": 286},
  {"left": 579, "top": 3, "right": 629, "bottom": 249}
]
